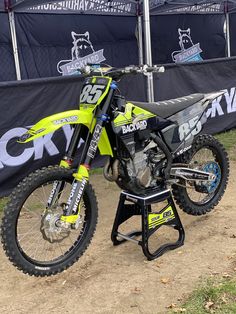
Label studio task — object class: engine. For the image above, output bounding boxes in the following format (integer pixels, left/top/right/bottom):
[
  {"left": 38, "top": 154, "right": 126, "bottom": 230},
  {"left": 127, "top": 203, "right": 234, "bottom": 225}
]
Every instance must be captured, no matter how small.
[
  {"left": 126, "top": 150, "right": 151, "bottom": 187},
  {"left": 104, "top": 139, "right": 166, "bottom": 193}
]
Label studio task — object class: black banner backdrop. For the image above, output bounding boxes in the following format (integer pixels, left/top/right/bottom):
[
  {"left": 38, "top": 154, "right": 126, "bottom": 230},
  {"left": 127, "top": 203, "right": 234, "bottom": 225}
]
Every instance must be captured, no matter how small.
[
  {"left": 0, "top": 10, "right": 233, "bottom": 81},
  {"left": 14, "top": 13, "right": 139, "bottom": 79},
  {"left": 1, "top": 58, "right": 236, "bottom": 196},
  {"left": 150, "top": 14, "right": 226, "bottom": 64},
  {"left": 1, "top": 11, "right": 236, "bottom": 82},
  {"left": 229, "top": 13, "right": 236, "bottom": 56}
]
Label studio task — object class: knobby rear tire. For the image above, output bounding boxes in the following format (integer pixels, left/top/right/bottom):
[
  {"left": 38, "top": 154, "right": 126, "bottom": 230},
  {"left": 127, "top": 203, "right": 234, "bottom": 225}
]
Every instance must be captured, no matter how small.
[
  {"left": 172, "top": 134, "right": 229, "bottom": 216},
  {"left": 1, "top": 166, "right": 98, "bottom": 277}
]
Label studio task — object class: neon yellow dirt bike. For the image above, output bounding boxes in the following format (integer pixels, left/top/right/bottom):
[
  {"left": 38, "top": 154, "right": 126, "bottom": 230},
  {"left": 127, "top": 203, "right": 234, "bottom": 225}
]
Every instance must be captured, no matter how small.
[{"left": 1, "top": 65, "right": 229, "bottom": 276}]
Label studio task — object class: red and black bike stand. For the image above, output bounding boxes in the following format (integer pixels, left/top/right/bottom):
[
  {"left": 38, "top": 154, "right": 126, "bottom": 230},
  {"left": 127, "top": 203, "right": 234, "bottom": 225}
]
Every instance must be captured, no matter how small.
[{"left": 111, "top": 188, "right": 185, "bottom": 260}]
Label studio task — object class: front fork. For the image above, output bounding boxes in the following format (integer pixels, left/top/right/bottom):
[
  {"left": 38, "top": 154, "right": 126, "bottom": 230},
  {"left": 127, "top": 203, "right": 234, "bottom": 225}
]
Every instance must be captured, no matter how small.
[
  {"left": 60, "top": 118, "right": 106, "bottom": 223},
  {"left": 47, "top": 89, "right": 114, "bottom": 225},
  {"left": 46, "top": 120, "right": 105, "bottom": 225},
  {"left": 46, "top": 123, "right": 82, "bottom": 211}
]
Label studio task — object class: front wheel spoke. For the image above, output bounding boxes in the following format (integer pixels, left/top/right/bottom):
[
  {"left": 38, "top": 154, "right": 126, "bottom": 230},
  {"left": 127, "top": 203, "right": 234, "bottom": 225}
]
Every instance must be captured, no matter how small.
[
  {"left": 55, "top": 235, "right": 65, "bottom": 257},
  {"left": 20, "top": 232, "right": 43, "bottom": 255},
  {"left": 17, "top": 230, "right": 42, "bottom": 237},
  {"left": 45, "top": 246, "right": 53, "bottom": 262},
  {"left": 22, "top": 204, "right": 42, "bottom": 218},
  {"left": 68, "top": 232, "right": 76, "bottom": 247},
  {"left": 17, "top": 220, "right": 41, "bottom": 242},
  {"left": 50, "top": 184, "right": 69, "bottom": 207},
  {"left": 31, "top": 237, "right": 45, "bottom": 260},
  {"left": 18, "top": 217, "right": 40, "bottom": 222},
  {"left": 40, "top": 237, "right": 53, "bottom": 261},
  {"left": 31, "top": 192, "right": 47, "bottom": 207},
  {"left": 41, "top": 185, "right": 49, "bottom": 204}
]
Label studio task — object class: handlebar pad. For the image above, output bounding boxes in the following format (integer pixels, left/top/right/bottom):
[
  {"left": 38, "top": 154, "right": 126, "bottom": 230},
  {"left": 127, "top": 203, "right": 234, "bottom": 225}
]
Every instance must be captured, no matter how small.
[{"left": 144, "top": 65, "right": 165, "bottom": 73}]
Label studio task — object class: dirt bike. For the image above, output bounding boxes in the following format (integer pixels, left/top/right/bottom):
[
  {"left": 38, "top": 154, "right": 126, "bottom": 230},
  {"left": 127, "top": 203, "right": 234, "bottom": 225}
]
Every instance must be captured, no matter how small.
[{"left": 1, "top": 64, "right": 229, "bottom": 277}]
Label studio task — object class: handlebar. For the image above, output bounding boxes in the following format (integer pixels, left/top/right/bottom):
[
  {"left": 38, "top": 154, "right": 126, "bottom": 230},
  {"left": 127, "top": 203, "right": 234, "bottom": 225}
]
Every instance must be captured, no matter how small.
[
  {"left": 121, "top": 65, "right": 165, "bottom": 74},
  {"left": 79, "top": 64, "right": 165, "bottom": 79}
]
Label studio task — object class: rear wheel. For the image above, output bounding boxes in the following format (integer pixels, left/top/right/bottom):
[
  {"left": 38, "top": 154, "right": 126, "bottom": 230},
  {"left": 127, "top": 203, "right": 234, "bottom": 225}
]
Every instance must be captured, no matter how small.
[
  {"left": 1, "top": 166, "right": 98, "bottom": 276},
  {"left": 172, "top": 134, "right": 229, "bottom": 215}
]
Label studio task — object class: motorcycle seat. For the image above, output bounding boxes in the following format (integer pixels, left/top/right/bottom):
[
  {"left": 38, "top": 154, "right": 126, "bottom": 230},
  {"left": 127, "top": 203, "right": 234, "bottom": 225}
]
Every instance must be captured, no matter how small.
[{"left": 131, "top": 93, "right": 204, "bottom": 119}]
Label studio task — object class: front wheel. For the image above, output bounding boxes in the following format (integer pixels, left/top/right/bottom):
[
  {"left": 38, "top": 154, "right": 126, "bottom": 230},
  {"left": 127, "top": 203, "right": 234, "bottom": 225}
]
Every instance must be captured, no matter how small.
[
  {"left": 172, "top": 134, "right": 229, "bottom": 215},
  {"left": 1, "top": 166, "right": 98, "bottom": 276}
]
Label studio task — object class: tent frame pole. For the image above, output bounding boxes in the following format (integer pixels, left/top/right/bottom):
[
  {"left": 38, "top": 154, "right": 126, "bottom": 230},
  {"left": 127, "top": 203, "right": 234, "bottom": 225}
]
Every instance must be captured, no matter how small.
[
  {"left": 137, "top": 14, "right": 144, "bottom": 65},
  {"left": 143, "top": 0, "right": 154, "bottom": 102},
  {"left": 226, "top": 11, "right": 231, "bottom": 57},
  {"left": 8, "top": 11, "right": 21, "bottom": 80}
]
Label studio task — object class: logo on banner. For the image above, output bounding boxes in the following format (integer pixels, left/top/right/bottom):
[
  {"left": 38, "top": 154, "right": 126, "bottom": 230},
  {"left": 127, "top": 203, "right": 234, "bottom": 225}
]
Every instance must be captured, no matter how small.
[
  {"left": 57, "top": 31, "right": 106, "bottom": 75},
  {"left": 0, "top": 125, "right": 84, "bottom": 169},
  {"left": 171, "top": 28, "right": 203, "bottom": 63}
]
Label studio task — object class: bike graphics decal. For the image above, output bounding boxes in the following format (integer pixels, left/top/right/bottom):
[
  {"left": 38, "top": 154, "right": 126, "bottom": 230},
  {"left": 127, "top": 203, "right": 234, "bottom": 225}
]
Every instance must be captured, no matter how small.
[
  {"left": 148, "top": 206, "right": 175, "bottom": 229},
  {"left": 178, "top": 116, "right": 202, "bottom": 141},
  {"left": 57, "top": 31, "right": 106, "bottom": 75},
  {"left": 80, "top": 84, "right": 106, "bottom": 104},
  {"left": 53, "top": 115, "right": 78, "bottom": 125},
  {"left": 65, "top": 178, "right": 87, "bottom": 214},
  {"left": 122, "top": 120, "right": 147, "bottom": 134},
  {"left": 171, "top": 28, "right": 203, "bottom": 63},
  {"left": 87, "top": 124, "right": 103, "bottom": 158}
]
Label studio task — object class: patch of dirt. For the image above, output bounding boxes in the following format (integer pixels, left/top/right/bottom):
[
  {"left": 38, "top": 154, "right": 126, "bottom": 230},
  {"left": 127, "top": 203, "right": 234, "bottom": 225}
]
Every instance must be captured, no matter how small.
[{"left": 1, "top": 162, "right": 236, "bottom": 314}]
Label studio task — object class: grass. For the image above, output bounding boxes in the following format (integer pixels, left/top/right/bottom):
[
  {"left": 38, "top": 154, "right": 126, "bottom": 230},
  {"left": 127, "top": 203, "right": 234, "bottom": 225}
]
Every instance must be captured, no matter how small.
[
  {"left": 90, "top": 167, "right": 103, "bottom": 175},
  {"left": 170, "top": 277, "right": 236, "bottom": 313},
  {"left": 215, "top": 129, "right": 236, "bottom": 161},
  {"left": 0, "top": 198, "right": 7, "bottom": 214}
]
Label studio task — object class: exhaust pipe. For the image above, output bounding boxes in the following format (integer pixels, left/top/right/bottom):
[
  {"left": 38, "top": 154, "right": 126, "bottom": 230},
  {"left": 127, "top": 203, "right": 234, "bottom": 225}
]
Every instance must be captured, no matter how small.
[{"left": 103, "top": 159, "right": 119, "bottom": 182}]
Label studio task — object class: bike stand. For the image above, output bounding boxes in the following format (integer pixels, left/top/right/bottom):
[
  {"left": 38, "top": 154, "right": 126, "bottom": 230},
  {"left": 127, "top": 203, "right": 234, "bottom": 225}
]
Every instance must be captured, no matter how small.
[{"left": 111, "top": 188, "right": 185, "bottom": 260}]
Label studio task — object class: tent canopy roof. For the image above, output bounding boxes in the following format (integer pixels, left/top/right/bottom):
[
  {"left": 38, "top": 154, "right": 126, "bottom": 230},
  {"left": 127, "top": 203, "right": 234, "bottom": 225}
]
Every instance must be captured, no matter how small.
[
  {"left": 4, "top": 0, "right": 138, "bottom": 15},
  {"left": 1, "top": 0, "right": 236, "bottom": 15},
  {"left": 149, "top": 0, "right": 236, "bottom": 14}
]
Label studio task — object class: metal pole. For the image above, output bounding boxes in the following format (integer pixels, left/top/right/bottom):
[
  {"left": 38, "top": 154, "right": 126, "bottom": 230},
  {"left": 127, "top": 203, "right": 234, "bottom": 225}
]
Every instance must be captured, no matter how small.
[
  {"left": 226, "top": 12, "right": 231, "bottom": 57},
  {"left": 8, "top": 11, "right": 21, "bottom": 80},
  {"left": 137, "top": 15, "right": 144, "bottom": 65},
  {"left": 143, "top": 0, "right": 154, "bottom": 102}
]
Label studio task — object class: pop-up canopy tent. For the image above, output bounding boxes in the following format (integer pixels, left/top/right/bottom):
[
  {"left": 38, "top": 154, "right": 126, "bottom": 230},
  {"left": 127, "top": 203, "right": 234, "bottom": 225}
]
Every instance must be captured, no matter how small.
[
  {"left": 2, "top": 1, "right": 143, "bottom": 78},
  {"left": 2, "top": 0, "right": 236, "bottom": 101}
]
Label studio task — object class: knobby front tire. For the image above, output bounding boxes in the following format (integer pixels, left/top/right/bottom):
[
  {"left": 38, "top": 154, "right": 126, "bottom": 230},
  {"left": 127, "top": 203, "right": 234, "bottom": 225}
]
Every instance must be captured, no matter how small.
[{"left": 1, "top": 166, "right": 98, "bottom": 277}]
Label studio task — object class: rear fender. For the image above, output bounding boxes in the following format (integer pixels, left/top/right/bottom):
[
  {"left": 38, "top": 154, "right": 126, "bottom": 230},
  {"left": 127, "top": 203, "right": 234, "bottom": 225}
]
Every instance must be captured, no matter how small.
[{"left": 18, "top": 109, "right": 113, "bottom": 156}]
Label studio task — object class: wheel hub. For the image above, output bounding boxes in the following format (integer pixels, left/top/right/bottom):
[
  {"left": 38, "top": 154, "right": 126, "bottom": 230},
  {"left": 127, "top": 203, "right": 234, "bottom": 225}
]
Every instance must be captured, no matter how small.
[
  {"left": 40, "top": 211, "right": 70, "bottom": 243},
  {"left": 196, "top": 161, "right": 221, "bottom": 193}
]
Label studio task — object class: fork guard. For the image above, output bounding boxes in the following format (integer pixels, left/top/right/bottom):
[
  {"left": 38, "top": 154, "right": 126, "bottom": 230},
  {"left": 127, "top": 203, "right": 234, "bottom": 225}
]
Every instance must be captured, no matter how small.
[{"left": 18, "top": 109, "right": 113, "bottom": 157}]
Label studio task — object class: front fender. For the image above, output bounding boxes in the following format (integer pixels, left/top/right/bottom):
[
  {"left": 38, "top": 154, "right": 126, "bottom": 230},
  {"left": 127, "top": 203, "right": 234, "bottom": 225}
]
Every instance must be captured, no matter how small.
[{"left": 18, "top": 109, "right": 113, "bottom": 157}]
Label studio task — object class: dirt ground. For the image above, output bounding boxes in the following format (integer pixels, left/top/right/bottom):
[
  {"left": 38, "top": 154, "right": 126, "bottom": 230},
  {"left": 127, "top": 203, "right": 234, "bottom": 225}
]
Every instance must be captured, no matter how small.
[{"left": 1, "top": 162, "right": 236, "bottom": 314}]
